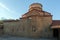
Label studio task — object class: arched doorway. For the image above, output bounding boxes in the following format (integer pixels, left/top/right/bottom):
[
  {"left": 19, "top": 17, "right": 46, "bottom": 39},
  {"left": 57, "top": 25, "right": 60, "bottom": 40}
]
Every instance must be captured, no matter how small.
[{"left": 53, "top": 29, "right": 59, "bottom": 38}]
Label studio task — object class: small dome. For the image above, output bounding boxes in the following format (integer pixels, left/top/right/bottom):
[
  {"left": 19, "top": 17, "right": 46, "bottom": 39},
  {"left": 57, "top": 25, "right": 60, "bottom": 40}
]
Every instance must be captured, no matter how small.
[{"left": 29, "top": 3, "right": 42, "bottom": 8}]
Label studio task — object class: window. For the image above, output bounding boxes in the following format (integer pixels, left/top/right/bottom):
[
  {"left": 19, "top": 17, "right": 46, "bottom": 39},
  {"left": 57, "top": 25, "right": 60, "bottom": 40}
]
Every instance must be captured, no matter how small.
[
  {"left": 29, "top": 17, "right": 32, "bottom": 19},
  {"left": 32, "top": 26, "right": 36, "bottom": 32}
]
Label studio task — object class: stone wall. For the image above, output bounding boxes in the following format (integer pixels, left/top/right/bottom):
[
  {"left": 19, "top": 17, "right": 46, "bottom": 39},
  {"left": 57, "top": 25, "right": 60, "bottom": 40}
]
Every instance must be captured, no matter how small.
[
  {"left": 26, "top": 14, "right": 53, "bottom": 38},
  {"left": 3, "top": 19, "right": 29, "bottom": 37},
  {"left": 3, "top": 21, "right": 20, "bottom": 35},
  {"left": 3, "top": 15, "right": 53, "bottom": 38}
]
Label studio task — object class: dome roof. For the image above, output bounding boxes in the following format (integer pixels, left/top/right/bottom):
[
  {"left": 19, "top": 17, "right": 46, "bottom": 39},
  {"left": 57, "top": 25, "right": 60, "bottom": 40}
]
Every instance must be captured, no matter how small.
[{"left": 29, "top": 3, "right": 42, "bottom": 8}]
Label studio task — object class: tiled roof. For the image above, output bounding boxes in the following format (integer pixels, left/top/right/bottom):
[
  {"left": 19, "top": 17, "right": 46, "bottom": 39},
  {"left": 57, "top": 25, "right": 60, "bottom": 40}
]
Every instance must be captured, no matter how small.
[
  {"left": 22, "top": 9, "right": 52, "bottom": 18},
  {"left": 51, "top": 20, "right": 60, "bottom": 28},
  {"left": 3, "top": 20, "right": 19, "bottom": 22},
  {"left": 52, "top": 20, "right": 60, "bottom": 26}
]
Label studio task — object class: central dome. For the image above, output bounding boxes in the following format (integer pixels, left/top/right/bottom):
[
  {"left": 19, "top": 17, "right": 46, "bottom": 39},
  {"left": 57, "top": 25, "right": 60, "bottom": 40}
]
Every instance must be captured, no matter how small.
[{"left": 29, "top": 3, "right": 42, "bottom": 8}]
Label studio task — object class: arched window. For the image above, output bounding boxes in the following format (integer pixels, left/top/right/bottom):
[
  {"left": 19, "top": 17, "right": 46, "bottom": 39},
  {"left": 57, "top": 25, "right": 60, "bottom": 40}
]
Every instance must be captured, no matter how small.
[
  {"left": 0, "top": 25, "right": 4, "bottom": 29},
  {"left": 32, "top": 26, "right": 37, "bottom": 32}
]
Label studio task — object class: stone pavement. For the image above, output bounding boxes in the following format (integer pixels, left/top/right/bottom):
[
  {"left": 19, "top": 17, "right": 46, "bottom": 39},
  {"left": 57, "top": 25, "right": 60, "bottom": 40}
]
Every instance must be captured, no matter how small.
[{"left": 0, "top": 35, "right": 58, "bottom": 40}]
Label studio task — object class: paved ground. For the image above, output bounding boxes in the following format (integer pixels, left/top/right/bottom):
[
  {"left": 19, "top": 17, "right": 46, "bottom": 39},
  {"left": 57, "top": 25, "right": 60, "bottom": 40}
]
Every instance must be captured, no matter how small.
[
  {"left": 0, "top": 35, "right": 58, "bottom": 40},
  {"left": 0, "top": 37, "right": 58, "bottom": 40}
]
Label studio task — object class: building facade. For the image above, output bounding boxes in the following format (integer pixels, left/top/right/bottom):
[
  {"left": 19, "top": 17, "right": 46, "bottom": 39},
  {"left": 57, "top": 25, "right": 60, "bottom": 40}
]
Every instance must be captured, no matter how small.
[{"left": 0, "top": 3, "right": 60, "bottom": 38}]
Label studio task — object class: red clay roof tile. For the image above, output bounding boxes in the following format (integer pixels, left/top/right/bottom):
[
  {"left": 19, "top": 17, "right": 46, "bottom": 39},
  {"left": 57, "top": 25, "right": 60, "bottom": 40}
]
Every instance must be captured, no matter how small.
[{"left": 52, "top": 20, "right": 60, "bottom": 26}]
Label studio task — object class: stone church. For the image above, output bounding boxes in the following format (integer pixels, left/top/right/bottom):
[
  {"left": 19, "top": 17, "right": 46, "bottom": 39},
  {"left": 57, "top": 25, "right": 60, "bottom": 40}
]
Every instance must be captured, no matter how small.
[{"left": 0, "top": 3, "right": 60, "bottom": 38}]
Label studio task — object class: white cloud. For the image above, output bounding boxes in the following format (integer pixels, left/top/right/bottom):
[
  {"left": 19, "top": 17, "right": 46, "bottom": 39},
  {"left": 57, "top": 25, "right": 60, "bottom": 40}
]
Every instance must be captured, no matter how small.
[
  {"left": 0, "top": 2, "right": 18, "bottom": 19},
  {"left": 0, "top": 2, "right": 16, "bottom": 14},
  {"left": 0, "top": 2, "right": 10, "bottom": 12}
]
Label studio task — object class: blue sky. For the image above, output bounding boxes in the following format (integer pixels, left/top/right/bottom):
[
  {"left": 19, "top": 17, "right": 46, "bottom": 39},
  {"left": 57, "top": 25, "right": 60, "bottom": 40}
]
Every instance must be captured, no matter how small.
[{"left": 0, "top": 0, "right": 60, "bottom": 20}]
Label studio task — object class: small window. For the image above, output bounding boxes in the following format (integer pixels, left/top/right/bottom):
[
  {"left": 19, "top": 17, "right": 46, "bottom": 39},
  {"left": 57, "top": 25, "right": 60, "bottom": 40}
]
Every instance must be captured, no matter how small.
[
  {"left": 29, "top": 17, "right": 32, "bottom": 19},
  {"left": 32, "top": 26, "right": 36, "bottom": 32},
  {"left": 0, "top": 25, "right": 3, "bottom": 29},
  {"left": 12, "top": 28, "right": 14, "bottom": 32}
]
